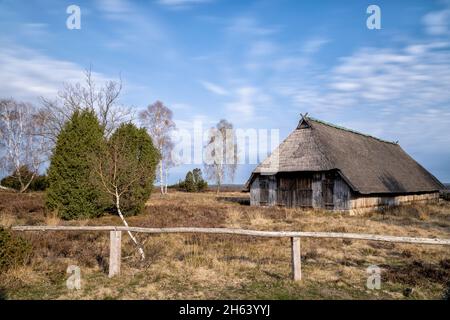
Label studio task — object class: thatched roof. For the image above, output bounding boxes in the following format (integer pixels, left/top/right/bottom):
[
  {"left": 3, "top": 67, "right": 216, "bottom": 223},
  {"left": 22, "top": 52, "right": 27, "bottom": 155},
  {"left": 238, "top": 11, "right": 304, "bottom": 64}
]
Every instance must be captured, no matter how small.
[{"left": 246, "top": 116, "right": 443, "bottom": 194}]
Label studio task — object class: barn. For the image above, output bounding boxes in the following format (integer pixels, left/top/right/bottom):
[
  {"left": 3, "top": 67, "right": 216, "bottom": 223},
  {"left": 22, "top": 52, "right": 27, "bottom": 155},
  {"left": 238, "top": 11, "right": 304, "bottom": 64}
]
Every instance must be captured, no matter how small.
[{"left": 244, "top": 115, "right": 444, "bottom": 214}]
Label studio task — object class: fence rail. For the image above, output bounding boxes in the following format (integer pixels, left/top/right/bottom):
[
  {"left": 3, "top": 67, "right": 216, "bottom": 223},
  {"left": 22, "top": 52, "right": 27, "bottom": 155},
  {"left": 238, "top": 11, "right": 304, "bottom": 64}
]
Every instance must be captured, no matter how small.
[{"left": 12, "top": 225, "right": 450, "bottom": 280}]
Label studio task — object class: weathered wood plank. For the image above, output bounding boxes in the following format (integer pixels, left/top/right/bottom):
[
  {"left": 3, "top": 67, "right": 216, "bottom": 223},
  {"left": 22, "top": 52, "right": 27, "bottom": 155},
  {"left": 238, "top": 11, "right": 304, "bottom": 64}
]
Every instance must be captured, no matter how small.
[
  {"left": 350, "top": 193, "right": 439, "bottom": 212},
  {"left": 11, "top": 225, "right": 450, "bottom": 245},
  {"left": 109, "top": 231, "right": 121, "bottom": 278},
  {"left": 291, "top": 237, "right": 301, "bottom": 281}
]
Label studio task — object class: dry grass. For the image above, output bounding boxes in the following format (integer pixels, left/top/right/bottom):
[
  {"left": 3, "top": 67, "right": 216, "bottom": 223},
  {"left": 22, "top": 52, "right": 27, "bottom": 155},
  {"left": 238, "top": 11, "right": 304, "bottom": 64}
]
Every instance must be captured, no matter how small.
[
  {"left": 0, "top": 213, "right": 16, "bottom": 228},
  {"left": 0, "top": 190, "right": 449, "bottom": 300}
]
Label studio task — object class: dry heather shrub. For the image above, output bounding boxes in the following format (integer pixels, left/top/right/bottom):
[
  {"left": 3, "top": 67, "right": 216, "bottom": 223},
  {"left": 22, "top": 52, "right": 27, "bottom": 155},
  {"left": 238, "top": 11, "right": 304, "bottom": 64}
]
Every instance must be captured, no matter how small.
[
  {"left": 226, "top": 209, "right": 241, "bottom": 228},
  {"left": 385, "top": 204, "right": 431, "bottom": 220},
  {"left": 382, "top": 260, "right": 450, "bottom": 286},
  {"left": 247, "top": 211, "right": 271, "bottom": 227},
  {"left": 0, "top": 265, "right": 43, "bottom": 291},
  {"left": 44, "top": 212, "right": 61, "bottom": 226},
  {"left": 0, "top": 192, "right": 46, "bottom": 226},
  {"left": 141, "top": 236, "right": 166, "bottom": 265},
  {"left": 0, "top": 227, "right": 32, "bottom": 272},
  {"left": 443, "top": 282, "right": 450, "bottom": 300},
  {"left": 25, "top": 231, "right": 108, "bottom": 270},
  {"left": 0, "top": 214, "right": 15, "bottom": 228},
  {"left": 281, "top": 208, "right": 293, "bottom": 220}
]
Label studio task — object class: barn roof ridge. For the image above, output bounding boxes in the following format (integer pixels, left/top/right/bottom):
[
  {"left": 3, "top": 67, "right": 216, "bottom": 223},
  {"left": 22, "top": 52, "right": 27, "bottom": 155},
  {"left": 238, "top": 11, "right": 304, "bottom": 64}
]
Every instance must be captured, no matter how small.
[{"left": 305, "top": 116, "right": 398, "bottom": 145}]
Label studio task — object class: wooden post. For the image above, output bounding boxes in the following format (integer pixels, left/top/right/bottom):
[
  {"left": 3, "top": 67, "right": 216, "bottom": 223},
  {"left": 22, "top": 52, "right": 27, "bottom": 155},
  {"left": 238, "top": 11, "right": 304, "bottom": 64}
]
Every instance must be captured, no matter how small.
[
  {"left": 291, "top": 237, "right": 301, "bottom": 281},
  {"left": 109, "top": 231, "right": 122, "bottom": 278}
]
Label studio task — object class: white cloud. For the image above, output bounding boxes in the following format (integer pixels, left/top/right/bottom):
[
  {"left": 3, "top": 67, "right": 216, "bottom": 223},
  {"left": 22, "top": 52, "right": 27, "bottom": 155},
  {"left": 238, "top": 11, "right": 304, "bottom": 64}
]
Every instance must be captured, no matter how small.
[
  {"left": 95, "top": 0, "right": 170, "bottom": 50},
  {"left": 273, "top": 36, "right": 450, "bottom": 160},
  {"left": 96, "top": 0, "right": 132, "bottom": 15},
  {"left": 0, "top": 45, "right": 111, "bottom": 103},
  {"left": 331, "top": 82, "right": 361, "bottom": 91},
  {"left": 226, "top": 17, "right": 280, "bottom": 37},
  {"left": 422, "top": 7, "right": 450, "bottom": 35},
  {"left": 273, "top": 56, "right": 308, "bottom": 71},
  {"left": 226, "top": 87, "right": 256, "bottom": 118},
  {"left": 225, "top": 86, "right": 271, "bottom": 123},
  {"left": 20, "top": 23, "right": 49, "bottom": 38},
  {"left": 248, "top": 40, "right": 277, "bottom": 57},
  {"left": 302, "top": 38, "right": 330, "bottom": 54},
  {"left": 200, "top": 80, "right": 229, "bottom": 95},
  {"left": 157, "top": 0, "right": 212, "bottom": 8},
  {"left": 280, "top": 41, "right": 450, "bottom": 113}
]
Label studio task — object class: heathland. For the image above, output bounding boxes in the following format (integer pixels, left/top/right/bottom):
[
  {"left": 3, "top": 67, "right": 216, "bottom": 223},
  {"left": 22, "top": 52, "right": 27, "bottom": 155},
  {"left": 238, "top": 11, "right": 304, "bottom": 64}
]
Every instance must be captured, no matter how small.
[{"left": 1, "top": 190, "right": 449, "bottom": 300}]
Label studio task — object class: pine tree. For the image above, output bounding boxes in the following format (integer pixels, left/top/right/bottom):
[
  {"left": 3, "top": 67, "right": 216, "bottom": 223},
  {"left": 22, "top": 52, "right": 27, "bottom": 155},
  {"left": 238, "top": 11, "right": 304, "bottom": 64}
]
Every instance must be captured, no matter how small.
[
  {"left": 184, "top": 171, "right": 196, "bottom": 192},
  {"left": 192, "top": 168, "right": 208, "bottom": 192},
  {"left": 45, "top": 110, "right": 106, "bottom": 219}
]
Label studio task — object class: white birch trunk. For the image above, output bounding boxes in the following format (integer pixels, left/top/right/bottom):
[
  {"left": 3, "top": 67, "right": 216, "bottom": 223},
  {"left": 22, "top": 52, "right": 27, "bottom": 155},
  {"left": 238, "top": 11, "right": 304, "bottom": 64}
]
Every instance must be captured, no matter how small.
[
  {"left": 164, "top": 167, "right": 168, "bottom": 194},
  {"left": 115, "top": 191, "right": 145, "bottom": 260},
  {"left": 159, "top": 160, "right": 164, "bottom": 195}
]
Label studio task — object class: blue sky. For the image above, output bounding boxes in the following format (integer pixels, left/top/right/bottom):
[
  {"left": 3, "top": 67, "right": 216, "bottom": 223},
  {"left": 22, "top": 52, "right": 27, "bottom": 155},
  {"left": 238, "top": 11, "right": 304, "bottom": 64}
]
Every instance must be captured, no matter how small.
[{"left": 1, "top": 0, "right": 450, "bottom": 184}]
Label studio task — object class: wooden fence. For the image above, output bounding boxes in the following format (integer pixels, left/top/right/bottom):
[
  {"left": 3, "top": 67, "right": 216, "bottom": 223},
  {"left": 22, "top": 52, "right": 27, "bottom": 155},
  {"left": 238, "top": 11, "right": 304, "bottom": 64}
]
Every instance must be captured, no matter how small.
[{"left": 12, "top": 225, "right": 450, "bottom": 281}]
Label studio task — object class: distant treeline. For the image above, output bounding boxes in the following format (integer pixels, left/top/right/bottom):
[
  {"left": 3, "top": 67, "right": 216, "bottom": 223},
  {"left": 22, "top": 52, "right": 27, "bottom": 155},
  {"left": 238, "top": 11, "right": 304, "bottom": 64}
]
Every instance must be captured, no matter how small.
[{"left": 207, "top": 184, "right": 244, "bottom": 192}]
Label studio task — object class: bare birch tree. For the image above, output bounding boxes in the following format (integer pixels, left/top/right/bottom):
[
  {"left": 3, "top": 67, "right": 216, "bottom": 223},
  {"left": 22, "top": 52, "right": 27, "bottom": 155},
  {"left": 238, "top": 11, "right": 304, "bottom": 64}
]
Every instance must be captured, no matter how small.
[
  {"left": 139, "top": 101, "right": 176, "bottom": 194},
  {"left": 39, "top": 68, "right": 133, "bottom": 143},
  {"left": 163, "top": 139, "right": 175, "bottom": 194},
  {"left": 90, "top": 124, "right": 159, "bottom": 260},
  {"left": 0, "top": 99, "right": 50, "bottom": 192},
  {"left": 204, "top": 119, "right": 238, "bottom": 194}
]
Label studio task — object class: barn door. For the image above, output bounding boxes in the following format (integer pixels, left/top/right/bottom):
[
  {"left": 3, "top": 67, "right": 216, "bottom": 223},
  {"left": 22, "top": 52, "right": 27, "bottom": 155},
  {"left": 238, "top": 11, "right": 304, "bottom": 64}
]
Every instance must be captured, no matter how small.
[
  {"left": 278, "top": 177, "right": 294, "bottom": 207},
  {"left": 322, "top": 174, "right": 334, "bottom": 209},
  {"left": 259, "top": 176, "right": 269, "bottom": 205},
  {"left": 278, "top": 175, "right": 312, "bottom": 208},
  {"left": 296, "top": 177, "right": 313, "bottom": 208}
]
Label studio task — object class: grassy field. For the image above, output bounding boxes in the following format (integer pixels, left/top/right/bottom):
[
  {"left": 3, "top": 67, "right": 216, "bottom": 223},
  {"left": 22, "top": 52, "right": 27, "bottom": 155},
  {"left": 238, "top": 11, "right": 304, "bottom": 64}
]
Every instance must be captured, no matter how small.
[{"left": 0, "top": 190, "right": 449, "bottom": 300}]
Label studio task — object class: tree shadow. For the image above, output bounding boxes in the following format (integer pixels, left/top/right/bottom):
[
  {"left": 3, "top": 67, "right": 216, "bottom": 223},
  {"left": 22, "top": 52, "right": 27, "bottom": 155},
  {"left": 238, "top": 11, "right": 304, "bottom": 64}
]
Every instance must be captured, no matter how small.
[{"left": 217, "top": 196, "right": 250, "bottom": 206}]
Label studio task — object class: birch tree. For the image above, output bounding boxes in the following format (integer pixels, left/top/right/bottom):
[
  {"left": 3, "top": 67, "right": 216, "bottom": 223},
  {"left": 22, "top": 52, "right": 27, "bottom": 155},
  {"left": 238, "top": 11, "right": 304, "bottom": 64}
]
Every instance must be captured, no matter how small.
[
  {"left": 39, "top": 68, "right": 133, "bottom": 144},
  {"left": 0, "top": 99, "right": 49, "bottom": 192},
  {"left": 139, "top": 101, "right": 176, "bottom": 194},
  {"left": 91, "top": 123, "right": 159, "bottom": 260},
  {"left": 204, "top": 119, "right": 238, "bottom": 194}
]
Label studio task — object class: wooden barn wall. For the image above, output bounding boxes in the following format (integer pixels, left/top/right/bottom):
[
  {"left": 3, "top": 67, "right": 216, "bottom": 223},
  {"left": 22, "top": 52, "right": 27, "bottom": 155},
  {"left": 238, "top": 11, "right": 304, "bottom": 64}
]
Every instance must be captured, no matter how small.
[
  {"left": 249, "top": 175, "right": 277, "bottom": 206},
  {"left": 349, "top": 192, "right": 440, "bottom": 214},
  {"left": 251, "top": 171, "right": 352, "bottom": 209},
  {"left": 249, "top": 176, "right": 260, "bottom": 206},
  {"left": 313, "top": 172, "right": 351, "bottom": 210},
  {"left": 311, "top": 173, "right": 323, "bottom": 208},
  {"left": 277, "top": 173, "right": 313, "bottom": 208},
  {"left": 267, "top": 175, "right": 277, "bottom": 206},
  {"left": 249, "top": 172, "right": 438, "bottom": 212},
  {"left": 333, "top": 175, "right": 351, "bottom": 210}
]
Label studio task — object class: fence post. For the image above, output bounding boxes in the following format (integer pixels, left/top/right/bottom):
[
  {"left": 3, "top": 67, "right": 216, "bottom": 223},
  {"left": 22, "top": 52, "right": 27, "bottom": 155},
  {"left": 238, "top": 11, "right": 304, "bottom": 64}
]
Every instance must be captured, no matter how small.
[
  {"left": 109, "top": 230, "right": 122, "bottom": 278},
  {"left": 291, "top": 237, "right": 301, "bottom": 281}
]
